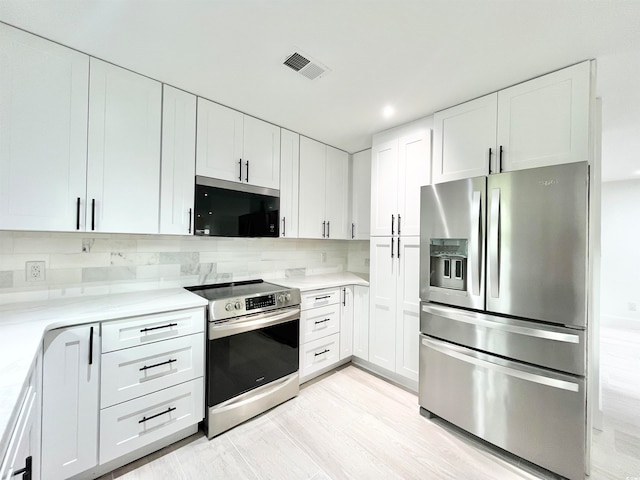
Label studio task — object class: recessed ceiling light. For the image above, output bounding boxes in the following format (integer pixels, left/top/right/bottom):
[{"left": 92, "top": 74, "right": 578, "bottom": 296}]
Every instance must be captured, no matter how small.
[{"left": 383, "top": 105, "right": 395, "bottom": 118}]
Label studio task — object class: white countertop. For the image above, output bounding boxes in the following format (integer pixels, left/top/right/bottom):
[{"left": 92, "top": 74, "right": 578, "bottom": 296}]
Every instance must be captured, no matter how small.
[
  {"left": 0, "top": 288, "right": 207, "bottom": 459},
  {"left": 272, "top": 272, "right": 369, "bottom": 291}
]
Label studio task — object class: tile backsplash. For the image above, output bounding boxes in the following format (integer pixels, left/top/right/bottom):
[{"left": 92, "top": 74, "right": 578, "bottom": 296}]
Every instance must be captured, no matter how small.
[{"left": 0, "top": 231, "right": 370, "bottom": 304}]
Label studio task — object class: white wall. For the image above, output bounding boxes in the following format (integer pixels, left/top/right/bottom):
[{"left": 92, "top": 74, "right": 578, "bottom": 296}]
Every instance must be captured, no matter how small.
[{"left": 601, "top": 179, "right": 640, "bottom": 326}]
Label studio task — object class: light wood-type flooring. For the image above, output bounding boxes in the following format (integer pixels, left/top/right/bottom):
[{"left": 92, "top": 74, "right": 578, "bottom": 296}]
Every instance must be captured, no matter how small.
[{"left": 98, "top": 325, "right": 640, "bottom": 480}]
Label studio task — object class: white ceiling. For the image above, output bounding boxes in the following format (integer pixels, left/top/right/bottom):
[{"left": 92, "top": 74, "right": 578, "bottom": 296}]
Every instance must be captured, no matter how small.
[{"left": 1, "top": 0, "right": 640, "bottom": 181}]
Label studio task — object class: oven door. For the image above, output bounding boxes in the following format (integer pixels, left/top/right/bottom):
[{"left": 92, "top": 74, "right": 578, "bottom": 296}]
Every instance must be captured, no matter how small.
[{"left": 208, "top": 306, "right": 299, "bottom": 408}]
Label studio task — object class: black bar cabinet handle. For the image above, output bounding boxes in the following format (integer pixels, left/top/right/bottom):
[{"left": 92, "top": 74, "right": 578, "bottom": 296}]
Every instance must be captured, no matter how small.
[
  {"left": 188, "top": 208, "right": 192, "bottom": 234},
  {"left": 139, "top": 406, "right": 176, "bottom": 424},
  {"left": 140, "top": 322, "right": 178, "bottom": 333},
  {"left": 89, "top": 326, "right": 94, "bottom": 365},
  {"left": 499, "top": 145, "right": 503, "bottom": 172},
  {"left": 326, "top": 221, "right": 330, "bottom": 238},
  {"left": 12, "top": 456, "right": 32, "bottom": 479},
  {"left": 238, "top": 158, "right": 242, "bottom": 181},
  {"left": 351, "top": 223, "right": 355, "bottom": 239},
  {"left": 398, "top": 214, "right": 401, "bottom": 236},
  {"left": 140, "top": 358, "right": 177, "bottom": 372},
  {"left": 314, "top": 319, "right": 330, "bottom": 325},
  {"left": 391, "top": 238, "right": 395, "bottom": 258},
  {"left": 398, "top": 237, "right": 401, "bottom": 259},
  {"left": 91, "top": 198, "right": 96, "bottom": 231},
  {"left": 488, "top": 147, "right": 493, "bottom": 174},
  {"left": 391, "top": 214, "right": 395, "bottom": 235},
  {"left": 315, "top": 295, "right": 331, "bottom": 300},
  {"left": 282, "top": 217, "right": 286, "bottom": 236},
  {"left": 245, "top": 160, "right": 249, "bottom": 182},
  {"left": 314, "top": 349, "right": 330, "bottom": 357},
  {"left": 322, "top": 221, "right": 326, "bottom": 238},
  {"left": 342, "top": 287, "right": 346, "bottom": 306},
  {"left": 76, "top": 197, "right": 81, "bottom": 230}
]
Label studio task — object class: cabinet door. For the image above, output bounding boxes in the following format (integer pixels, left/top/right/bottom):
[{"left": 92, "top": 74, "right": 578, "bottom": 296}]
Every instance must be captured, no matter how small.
[
  {"left": 340, "top": 286, "right": 354, "bottom": 360},
  {"left": 432, "top": 93, "right": 497, "bottom": 183},
  {"left": 42, "top": 324, "right": 99, "bottom": 480},
  {"left": 398, "top": 128, "right": 431, "bottom": 236},
  {"left": 87, "top": 59, "right": 161, "bottom": 234},
  {"left": 196, "top": 98, "right": 243, "bottom": 182},
  {"left": 324, "top": 146, "right": 350, "bottom": 239},
  {"left": 298, "top": 137, "right": 326, "bottom": 239},
  {"left": 279, "top": 129, "right": 299, "bottom": 238},
  {"left": 0, "top": 24, "right": 89, "bottom": 232},
  {"left": 497, "top": 61, "right": 591, "bottom": 172},
  {"left": 243, "top": 116, "right": 281, "bottom": 189},
  {"left": 160, "top": 85, "right": 196, "bottom": 235},
  {"left": 369, "top": 237, "right": 397, "bottom": 371},
  {"left": 370, "top": 139, "right": 398, "bottom": 236},
  {"left": 352, "top": 285, "right": 370, "bottom": 361},
  {"left": 351, "top": 149, "right": 371, "bottom": 239},
  {"left": 395, "top": 237, "right": 420, "bottom": 381}
]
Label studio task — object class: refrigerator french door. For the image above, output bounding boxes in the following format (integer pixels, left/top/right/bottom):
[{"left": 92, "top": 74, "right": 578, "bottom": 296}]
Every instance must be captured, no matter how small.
[{"left": 418, "top": 161, "right": 589, "bottom": 480}]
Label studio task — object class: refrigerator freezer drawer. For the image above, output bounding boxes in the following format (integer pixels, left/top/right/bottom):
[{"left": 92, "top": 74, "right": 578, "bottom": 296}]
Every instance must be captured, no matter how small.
[
  {"left": 421, "top": 303, "right": 585, "bottom": 375},
  {"left": 419, "top": 335, "right": 585, "bottom": 480}
]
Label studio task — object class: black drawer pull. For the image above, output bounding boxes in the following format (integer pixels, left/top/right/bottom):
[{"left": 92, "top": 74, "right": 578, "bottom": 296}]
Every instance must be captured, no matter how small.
[
  {"left": 140, "top": 358, "right": 177, "bottom": 372},
  {"left": 314, "top": 318, "right": 330, "bottom": 325},
  {"left": 140, "top": 322, "right": 178, "bottom": 333},
  {"left": 139, "top": 406, "right": 176, "bottom": 424},
  {"left": 315, "top": 295, "right": 331, "bottom": 301},
  {"left": 314, "top": 349, "right": 330, "bottom": 357},
  {"left": 12, "top": 456, "right": 31, "bottom": 478}
]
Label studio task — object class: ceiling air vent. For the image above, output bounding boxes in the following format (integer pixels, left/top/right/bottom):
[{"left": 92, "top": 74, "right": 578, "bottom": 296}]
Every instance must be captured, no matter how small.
[{"left": 283, "top": 50, "right": 329, "bottom": 80}]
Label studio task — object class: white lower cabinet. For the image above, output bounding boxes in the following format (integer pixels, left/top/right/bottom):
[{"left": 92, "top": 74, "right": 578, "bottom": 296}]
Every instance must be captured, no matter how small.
[
  {"left": 301, "top": 304, "right": 340, "bottom": 344},
  {"left": 339, "top": 286, "right": 354, "bottom": 360},
  {"left": 352, "top": 285, "right": 370, "bottom": 361},
  {"left": 300, "top": 333, "right": 340, "bottom": 379}
]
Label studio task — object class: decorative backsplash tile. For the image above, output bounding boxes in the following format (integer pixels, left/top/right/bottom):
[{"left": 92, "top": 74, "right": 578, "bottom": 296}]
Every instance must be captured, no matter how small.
[{"left": 0, "top": 231, "right": 369, "bottom": 304}]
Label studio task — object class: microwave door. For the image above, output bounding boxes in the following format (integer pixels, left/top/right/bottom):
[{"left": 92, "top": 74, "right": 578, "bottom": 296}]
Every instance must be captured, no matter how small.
[{"left": 420, "top": 176, "right": 486, "bottom": 310}]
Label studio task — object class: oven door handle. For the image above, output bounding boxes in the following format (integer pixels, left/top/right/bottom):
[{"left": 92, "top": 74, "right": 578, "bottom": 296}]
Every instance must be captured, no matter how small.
[{"left": 209, "top": 306, "right": 300, "bottom": 339}]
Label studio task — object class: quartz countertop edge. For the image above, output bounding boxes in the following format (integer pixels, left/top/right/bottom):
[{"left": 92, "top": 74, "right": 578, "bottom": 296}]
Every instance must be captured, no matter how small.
[
  {"left": 0, "top": 288, "right": 208, "bottom": 460},
  {"left": 272, "top": 272, "right": 369, "bottom": 291}
]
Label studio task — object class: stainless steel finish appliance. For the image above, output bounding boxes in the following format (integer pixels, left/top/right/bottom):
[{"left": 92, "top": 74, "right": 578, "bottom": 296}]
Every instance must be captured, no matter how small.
[
  {"left": 419, "top": 162, "right": 589, "bottom": 480},
  {"left": 186, "top": 280, "right": 301, "bottom": 438}
]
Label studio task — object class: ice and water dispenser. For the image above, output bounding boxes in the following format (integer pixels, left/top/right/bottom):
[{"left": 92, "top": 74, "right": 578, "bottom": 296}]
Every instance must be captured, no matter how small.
[{"left": 430, "top": 239, "right": 467, "bottom": 291}]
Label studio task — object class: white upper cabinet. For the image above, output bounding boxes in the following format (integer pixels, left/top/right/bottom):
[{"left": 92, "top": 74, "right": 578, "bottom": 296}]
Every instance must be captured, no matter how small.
[
  {"left": 299, "top": 137, "right": 350, "bottom": 239},
  {"left": 87, "top": 58, "right": 162, "bottom": 234},
  {"left": 433, "top": 61, "right": 592, "bottom": 182},
  {"left": 279, "top": 129, "right": 300, "bottom": 238},
  {"left": 0, "top": 23, "right": 89, "bottom": 232},
  {"left": 160, "top": 86, "right": 196, "bottom": 235},
  {"left": 497, "top": 61, "right": 591, "bottom": 172},
  {"left": 196, "top": 98, "right": 280, "bottom": 189},
  {"left": 371, "top": 118, "right": 431, "bottom": 237},
  {"left": 351, "top": 149, "right": 371, "bottom": 239},
  {"left": 432, "top": 93, "right": 497, "bottom": 184}
]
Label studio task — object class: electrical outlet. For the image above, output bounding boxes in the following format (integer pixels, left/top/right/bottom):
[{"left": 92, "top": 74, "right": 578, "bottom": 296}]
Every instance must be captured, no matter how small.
[
  {"left": 320, "top": 252, "right": 327, "bottom": 263},
  {"left": 26, "top": 261, "right": 45, "bottom": 282}
]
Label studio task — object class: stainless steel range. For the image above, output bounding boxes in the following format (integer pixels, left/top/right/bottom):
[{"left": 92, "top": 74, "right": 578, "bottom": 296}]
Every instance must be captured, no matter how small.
[{"left": 186, "top": 280, "right": 301, "bottom": 438}]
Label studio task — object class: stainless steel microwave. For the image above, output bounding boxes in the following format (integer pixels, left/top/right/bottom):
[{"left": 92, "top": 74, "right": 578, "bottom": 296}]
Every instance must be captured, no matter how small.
[{"left": 194, "top": 176, "right": 279, "bottom": 237}]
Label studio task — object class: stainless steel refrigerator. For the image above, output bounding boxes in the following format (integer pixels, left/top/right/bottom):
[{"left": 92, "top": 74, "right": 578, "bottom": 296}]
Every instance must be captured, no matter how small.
[{"left": 419, "top": 161, "right": 589, "bottom": 480}]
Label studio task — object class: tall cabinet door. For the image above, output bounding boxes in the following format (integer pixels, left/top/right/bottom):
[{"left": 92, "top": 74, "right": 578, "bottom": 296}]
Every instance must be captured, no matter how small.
[
  {"left": 369, "top": 237, "right": 397, "bottom": 371},
  {"left": 370, "top": 139, "right": 398, "bottom": 236},
  {"left": 160, "top": 85, "right": 196, "bottom": 235},
  {"left": 395, "top": 237, "right": 420, "bottom": 381},
  {"left": 298, "top": 137, "right": 326, "bottom": 239},
  {"left": 279, "top": 129, "right": 299, "bottom": 238},
  {"left": 243, "top": 116, "right": 280, "bottom": 189},
  {"left": 87, "top": 59, "right": 162, "bottom": 234},
  {"left": 0, "top": 24, "right": 89, "bottom": 231},
  {"left": 432, "top": 93, "right": 497, "bottom": 184},
  {"left": 42, "top": 324, "right": 100, "bottom": 480},
  {"left": 398, "top": 128, "right": 431, "bottom": 236},
  {"left": 325, "top": 146, "right": 349, "bottom": 239},
  {"left": 497, "top": 61, "right": 591, "bottom": 173}
]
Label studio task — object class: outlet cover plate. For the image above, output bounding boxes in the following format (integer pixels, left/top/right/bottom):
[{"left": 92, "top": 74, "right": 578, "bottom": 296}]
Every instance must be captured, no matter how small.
[{"left": 26, "top": 261, "right": 45, "bottom": 282}]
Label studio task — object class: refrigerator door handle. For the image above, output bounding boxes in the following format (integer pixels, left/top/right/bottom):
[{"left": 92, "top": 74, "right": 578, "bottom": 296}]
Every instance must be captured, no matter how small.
[
  {"left": 489, "top": 188, "right": 501, "bottom": 298},
  {"left": 470, "top": 190, "right": 482, "bottom": 296},
  {"left": 421, "top": 336, "right": 580, "bottom": 392}
]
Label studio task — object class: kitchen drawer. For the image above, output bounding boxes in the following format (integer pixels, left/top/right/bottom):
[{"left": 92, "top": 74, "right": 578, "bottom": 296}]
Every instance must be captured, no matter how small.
[
  {"left": 101, "top": 333, "right": 204, "bottom": 408},
  {"left": 99, "top": 378, "right": 204, "bottom": 465},
  {"left": 102, "top": 307, "right": 205, "bottom": 352},
  {"left": 300, "top": 333, "right": 340, "bottom": 379},
  {"left": 300, "top": 303, "right": 340, "bottom": 344},
  {"left": 300, "top": 288, "right": 341, "bottom": 310}
]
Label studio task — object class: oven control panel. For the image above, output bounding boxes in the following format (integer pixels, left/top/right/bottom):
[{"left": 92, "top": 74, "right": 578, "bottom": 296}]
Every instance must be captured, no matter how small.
[{"left": 245, "top": 294, "right": 276, "bottom": 311}]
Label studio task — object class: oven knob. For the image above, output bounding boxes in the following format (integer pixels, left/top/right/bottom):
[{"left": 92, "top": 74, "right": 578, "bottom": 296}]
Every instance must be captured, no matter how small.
[
  {"left": 225, "top": 303, "right": 233, "bottom": 312},
  {"left": 278, "top": 294, "right": 286, "bottom": 303},
  {"left": 234, "top": 301, "right": 242, "bottom": 310},
  {"left": 285, "top": 293, "right": 291, "bottom": 301}
]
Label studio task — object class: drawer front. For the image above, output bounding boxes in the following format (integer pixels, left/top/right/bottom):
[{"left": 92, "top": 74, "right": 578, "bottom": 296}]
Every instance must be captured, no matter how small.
[
  {"left": 300, "top": 288, "right": 341, "bottom": 311},
  {"left": 102, "top": 307, "right": 205, "bottom": 352},
  {"left": 99, "top": 378, "right": 204, "bottom": 465},
  {"left": 300, "top": 304, "right": 340, "bottom": 344},
  {"left": 300, "top": 333, "right": 340, "bottom": 378},
  {"left": 101, "top": 333, "right": 205, "bottom": 408}
]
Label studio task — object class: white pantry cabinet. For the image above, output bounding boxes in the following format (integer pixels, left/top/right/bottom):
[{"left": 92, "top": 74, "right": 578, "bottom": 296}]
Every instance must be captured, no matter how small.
[
  {"left": 42, "top": 324, "right": 100, "bottom": 480},
  {"left": 0, "top": 23, "right": 89, "bottom": 232},
  {"left": 352, "top": 285, "right": 370, "bottom": 361},
  {"left": 196, "top": 98, "right": 281, "bottom": 189},
  {"left": 279, "top": 129, "right": 300, "bottom": 238},
  {"left": 299, "top": 137, "right": 350, "bottom": 239},
  {"left": 432, "top": 61, "right": 592, "bottom": 182},
  {"left": 351, "top": 149, "right": 371, "bottom": 239},
  {"left": 87, "top": 58, "right": 162, "bottom": 234},
  {"left": 160, "top": 85, "right": 196, "bottom": 235},
  {"left": 371, "top": 118, "right": 431, "bottom": 237}
]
